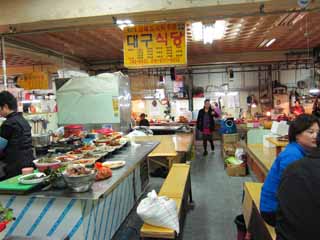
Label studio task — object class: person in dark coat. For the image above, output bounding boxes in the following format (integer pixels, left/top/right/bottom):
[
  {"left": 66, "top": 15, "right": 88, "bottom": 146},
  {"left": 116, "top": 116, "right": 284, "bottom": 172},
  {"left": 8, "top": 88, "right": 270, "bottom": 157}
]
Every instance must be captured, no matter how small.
[
  {"left": 196, "top": 99, "right": 216, "bottom": 156},
  {"left": 139, "top": 113, "right": 150, "bottom": 127},
  {"left": 0, "top": 91, "right": 34, "bottom": 179},
  {"left": 276, "top": 146, "right": 320, "bottom": 240}
]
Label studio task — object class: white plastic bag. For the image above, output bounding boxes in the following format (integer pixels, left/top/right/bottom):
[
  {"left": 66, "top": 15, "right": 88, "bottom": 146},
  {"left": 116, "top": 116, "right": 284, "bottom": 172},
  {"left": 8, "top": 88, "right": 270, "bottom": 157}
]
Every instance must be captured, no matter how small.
[
  {"left": 235, "top": 148, "right": 245, "bottom": 161},
  {"left": 137, "top": 190, "right": 180, "bottom": 233}
]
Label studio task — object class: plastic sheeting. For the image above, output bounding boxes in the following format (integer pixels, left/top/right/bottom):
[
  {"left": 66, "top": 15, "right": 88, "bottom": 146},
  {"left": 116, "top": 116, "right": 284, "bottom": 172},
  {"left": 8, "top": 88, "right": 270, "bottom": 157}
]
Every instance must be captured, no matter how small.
[{"left": 57, "top": 72, "right": 131, "bottom": 127}]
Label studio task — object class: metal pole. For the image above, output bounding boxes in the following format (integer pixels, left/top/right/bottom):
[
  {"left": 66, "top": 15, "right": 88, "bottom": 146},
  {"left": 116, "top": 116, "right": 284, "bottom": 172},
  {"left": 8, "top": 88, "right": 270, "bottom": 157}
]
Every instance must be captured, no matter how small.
[{"left": 1, "top": 36, "right": 7, "bottom": 90}]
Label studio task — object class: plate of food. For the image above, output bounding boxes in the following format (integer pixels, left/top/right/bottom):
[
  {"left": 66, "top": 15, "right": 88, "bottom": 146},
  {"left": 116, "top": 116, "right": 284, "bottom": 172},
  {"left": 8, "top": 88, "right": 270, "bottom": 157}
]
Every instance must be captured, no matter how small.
[
  {"left": 80, "top": 145, "right": 96, "bottom": 151},
  {"left": 68, "top": 149, "right": 83, "bottom": 155},
  {"left": 19, "top": 172, "right": 49, "bottom": 185},
  {"left": 33, "top": 158, "right": 61, "bottom": 172},
  {"left": 55, "top": 154, "right": 79, "bottom": 162},
  {"left": 82, "top": 151, "right": 103, "bottom": 159},
  {"left": 102, "top": 161, "right": 126, "bottom": 169},
  {"left": 72, "top": 159, "right": 96, "bottom": 166}
]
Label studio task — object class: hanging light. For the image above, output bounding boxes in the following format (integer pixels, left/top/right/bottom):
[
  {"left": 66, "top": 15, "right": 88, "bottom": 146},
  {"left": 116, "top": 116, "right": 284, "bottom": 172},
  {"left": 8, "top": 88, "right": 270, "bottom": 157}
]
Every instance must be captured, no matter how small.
[
  {"left": 213, "top": 20, "right": 226, "bottom": 40},
  {"left": 203, "top": 24, "right": 215, "bottom": 44},
  {"left": 266, "top": 38, "right": 276, "bottom": 47},
  {"left": 116, "top": 19, "right": 134, "bottom": 30},
  {"left": 191, "top": 22, "right": 203, "bottom": 41}
]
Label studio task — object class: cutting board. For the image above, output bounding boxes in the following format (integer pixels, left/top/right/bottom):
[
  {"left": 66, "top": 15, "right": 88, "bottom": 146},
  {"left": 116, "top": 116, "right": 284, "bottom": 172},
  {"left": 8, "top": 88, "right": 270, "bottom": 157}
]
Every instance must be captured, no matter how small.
[{"left": 0, "top": 175, "right": 41, "bottom": 194}]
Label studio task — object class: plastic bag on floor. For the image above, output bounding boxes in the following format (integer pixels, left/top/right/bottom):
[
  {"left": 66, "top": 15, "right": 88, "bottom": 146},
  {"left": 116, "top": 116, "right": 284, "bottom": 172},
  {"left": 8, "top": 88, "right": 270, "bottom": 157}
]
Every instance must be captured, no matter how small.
[
  {"left": 137, "top": 190, "right": 180, "bottom": 233},
  {"left": 235, "top": 148, "right": 245, "bottom": 161}
]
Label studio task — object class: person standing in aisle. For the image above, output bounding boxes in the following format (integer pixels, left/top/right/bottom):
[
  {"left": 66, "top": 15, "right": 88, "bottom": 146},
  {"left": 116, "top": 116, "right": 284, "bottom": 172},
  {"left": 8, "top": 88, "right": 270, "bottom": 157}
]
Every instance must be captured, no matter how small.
[
  {"left": 212, "top": 102, "right": 222, "bottom": 119},
  {"left": 196, "top": 99, "right": 216, "bottom": 156},
  {"left": 0, "top": 91, "right": 34, "bottom": 179}
]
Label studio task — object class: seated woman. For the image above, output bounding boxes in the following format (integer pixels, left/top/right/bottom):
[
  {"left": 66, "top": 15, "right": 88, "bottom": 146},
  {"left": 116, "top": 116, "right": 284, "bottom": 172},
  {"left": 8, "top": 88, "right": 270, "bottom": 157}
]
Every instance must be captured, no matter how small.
[
  {"left": 260, "top": 114, "right": 319, "bottom": 226},
  {"left": 139, "top": 113, "right": 150, "bottom": 127}
]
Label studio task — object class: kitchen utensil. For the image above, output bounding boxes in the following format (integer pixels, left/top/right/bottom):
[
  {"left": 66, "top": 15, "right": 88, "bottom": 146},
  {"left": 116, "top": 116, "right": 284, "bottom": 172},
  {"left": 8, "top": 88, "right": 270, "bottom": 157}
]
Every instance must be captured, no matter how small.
[
  {"left": 63, "top": 170, "right": 96, "bottom": 192},
  {"left": 32, "top": 133, "right": 51, "bottom": 147}
]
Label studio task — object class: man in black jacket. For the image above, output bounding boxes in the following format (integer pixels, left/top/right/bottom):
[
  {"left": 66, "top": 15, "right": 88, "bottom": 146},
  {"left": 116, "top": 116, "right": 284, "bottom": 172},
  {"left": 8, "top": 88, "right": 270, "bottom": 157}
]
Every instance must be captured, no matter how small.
[
  {"left": 0, "top": 91, "right": 34, "bottom": 179},
  {"left": 196, "top": 99, "right": 216, "bottom": 156},
  {"left": 276, "top": 147, "right": 320, "bottom": 240}
]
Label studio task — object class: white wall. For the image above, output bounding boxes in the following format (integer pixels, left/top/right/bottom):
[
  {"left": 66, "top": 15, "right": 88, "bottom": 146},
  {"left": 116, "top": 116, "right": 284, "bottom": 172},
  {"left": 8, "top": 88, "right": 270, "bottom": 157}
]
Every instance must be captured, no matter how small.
[{"left": 191, "top": 65, "right": 313, "bottom": 117}]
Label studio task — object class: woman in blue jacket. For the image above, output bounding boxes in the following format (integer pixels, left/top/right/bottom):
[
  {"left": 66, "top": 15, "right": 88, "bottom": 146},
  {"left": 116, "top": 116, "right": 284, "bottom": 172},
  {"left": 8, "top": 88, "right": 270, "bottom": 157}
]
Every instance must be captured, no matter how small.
[{"left": 260, "top": 114, "right": 319, "bottom": 226}]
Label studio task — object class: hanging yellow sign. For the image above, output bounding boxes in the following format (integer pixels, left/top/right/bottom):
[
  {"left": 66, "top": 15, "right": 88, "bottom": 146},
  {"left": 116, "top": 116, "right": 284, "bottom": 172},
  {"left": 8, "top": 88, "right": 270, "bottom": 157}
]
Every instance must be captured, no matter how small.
[
  {"left": 17, "top": 71, "right": 49, "bottom": 90},
  {"left": 123, "top": 23, "right": 187, "bottom": 68}
]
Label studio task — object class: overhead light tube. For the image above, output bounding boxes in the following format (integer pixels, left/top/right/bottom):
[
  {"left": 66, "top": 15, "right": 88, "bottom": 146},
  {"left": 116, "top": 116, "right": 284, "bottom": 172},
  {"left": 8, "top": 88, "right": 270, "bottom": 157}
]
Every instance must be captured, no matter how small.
[{"left": 266, "top": 38, "right": 276, "bottom": 47}]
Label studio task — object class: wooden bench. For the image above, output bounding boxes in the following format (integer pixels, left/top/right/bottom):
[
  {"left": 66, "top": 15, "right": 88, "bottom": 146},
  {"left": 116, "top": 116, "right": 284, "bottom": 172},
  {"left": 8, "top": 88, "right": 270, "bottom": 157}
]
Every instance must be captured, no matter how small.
[
  {"left": 246, "top": 144, "right": 277, "bottom": 182},
  {"left": 242, "top": 182, "right": 276, "bottom": 240},
  {"left": 140, "top": 164, "right": 193, "bottom": 239}
]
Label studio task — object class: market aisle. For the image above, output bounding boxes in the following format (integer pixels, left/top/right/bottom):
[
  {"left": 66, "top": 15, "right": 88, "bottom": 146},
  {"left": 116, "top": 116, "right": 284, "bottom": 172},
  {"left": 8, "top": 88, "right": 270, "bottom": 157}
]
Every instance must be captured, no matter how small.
[
  {"left": 182, "top": 141, "right": 254, "bottom": 240},
  {"left": 113, "top": 140, "right": 254, "bottom": 240}
]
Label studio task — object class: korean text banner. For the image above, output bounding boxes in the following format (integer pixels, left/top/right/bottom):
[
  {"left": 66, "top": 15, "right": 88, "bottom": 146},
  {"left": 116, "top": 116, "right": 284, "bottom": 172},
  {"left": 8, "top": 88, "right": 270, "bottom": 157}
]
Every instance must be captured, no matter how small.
[{"left": 123, "top": 23, "right": 187, "bottom": 68}]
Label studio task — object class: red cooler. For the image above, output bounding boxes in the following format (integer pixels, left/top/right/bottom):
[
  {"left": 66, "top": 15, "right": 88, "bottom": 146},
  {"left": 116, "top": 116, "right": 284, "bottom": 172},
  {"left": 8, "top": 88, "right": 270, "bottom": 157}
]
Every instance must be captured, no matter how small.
[{"left": 64, "top": 124, "right": 84, "bottom": 137}]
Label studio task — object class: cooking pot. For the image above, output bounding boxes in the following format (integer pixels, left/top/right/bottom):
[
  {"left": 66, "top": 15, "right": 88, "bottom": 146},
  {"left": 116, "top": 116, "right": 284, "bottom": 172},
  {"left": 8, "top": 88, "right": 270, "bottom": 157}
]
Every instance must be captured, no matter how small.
[{"left": 32, "top": 133, "right": 51, "bottom": 147}]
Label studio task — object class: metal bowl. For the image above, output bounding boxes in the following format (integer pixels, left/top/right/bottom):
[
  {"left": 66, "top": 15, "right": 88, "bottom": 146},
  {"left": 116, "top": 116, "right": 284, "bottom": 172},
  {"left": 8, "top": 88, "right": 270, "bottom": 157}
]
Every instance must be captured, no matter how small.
[{"left": 63, "top": 171, "right": 96, "bottom": 192}]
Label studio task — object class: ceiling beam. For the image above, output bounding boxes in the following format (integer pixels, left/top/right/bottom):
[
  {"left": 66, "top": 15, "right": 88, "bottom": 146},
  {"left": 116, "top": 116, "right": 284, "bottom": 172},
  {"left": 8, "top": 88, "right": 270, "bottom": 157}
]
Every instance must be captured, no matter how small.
[
  {"left": 1, "top": 0, "right": 319, "bottom": 36},
  {"left": 4, "top": 37, "right": 88, "bottom": 68}
]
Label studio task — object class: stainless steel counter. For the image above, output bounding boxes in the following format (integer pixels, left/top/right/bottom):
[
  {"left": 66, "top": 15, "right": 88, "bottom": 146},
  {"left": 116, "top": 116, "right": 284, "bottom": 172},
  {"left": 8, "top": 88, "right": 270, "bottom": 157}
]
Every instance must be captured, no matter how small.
[{"left": 30, "top": 141, "right": 159, "bottom": 200}]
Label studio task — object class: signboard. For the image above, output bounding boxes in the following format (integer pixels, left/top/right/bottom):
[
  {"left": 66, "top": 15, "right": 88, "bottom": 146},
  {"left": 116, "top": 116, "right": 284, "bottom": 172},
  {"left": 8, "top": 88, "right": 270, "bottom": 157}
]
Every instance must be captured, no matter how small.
[
  {"left": 18, "top": 71, "right": 49, "bottom": 90},
  {"left": 123, "top": 23, "right": 187, "bottom": 68}
]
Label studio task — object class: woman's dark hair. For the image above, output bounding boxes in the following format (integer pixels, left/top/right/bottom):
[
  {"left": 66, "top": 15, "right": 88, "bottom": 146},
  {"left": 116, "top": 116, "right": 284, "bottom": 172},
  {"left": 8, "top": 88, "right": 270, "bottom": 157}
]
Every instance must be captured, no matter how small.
[
  {"left": 0, "top": 91, "right": 17, "bottom": 111},
  {"left": 204, "top": 99, "right": 210, "bottom": 104},
  {"left": 288, "top": 114, "right": 319, "bottom": 142}
]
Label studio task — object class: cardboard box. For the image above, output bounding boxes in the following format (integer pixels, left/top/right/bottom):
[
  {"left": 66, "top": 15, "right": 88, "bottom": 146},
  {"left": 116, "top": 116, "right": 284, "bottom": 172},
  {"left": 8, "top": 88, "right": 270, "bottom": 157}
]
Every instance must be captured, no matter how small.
[
  {"left": 222, "top": 133, "right": 240, "bottom": 144},
  {"left": 223, "top": 143, "right": 237, "bottom": 158},
  {"left": 226, "top": 163, "right": 247, "bottom": 177}
]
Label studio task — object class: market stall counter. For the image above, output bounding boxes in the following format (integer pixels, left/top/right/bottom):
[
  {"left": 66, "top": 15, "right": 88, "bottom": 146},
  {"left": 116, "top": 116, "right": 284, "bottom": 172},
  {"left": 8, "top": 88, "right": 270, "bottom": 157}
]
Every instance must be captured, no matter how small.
[
  {"left": 246, "top": 144, "right": 277, "bottom": 182},
  {"left": 0, "top": 141, "right": 159, "bottom": 240},
  {"left": 132, "top": 133, "right": 194, "bottom": 170},
  {"left": 266, "top": 137, "right": 288, "bottom": 156}
]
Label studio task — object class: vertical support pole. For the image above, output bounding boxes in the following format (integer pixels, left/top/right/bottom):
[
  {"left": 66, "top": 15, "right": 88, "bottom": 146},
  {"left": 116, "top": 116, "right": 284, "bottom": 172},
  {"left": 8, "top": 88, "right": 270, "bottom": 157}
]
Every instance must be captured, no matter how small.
[{"left": 1, "top": 36, "right": 7, "bottom": 90}]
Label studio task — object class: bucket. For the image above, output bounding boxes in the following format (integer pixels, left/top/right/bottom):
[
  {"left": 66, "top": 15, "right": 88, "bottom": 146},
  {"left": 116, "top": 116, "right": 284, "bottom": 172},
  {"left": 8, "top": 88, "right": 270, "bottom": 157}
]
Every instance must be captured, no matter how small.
[{"left": 64, "top": 125, "right": 84, "bottom": 137}]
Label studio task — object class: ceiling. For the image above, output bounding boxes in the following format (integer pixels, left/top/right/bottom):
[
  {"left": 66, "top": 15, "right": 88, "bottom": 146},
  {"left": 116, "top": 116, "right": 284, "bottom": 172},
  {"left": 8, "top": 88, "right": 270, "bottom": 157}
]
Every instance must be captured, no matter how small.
[
  {"left": 6, "top": 53, "right": 50, "bottom": 67},
  {"left": 3, "top": 11, "right": 320, "bottom": 68}
]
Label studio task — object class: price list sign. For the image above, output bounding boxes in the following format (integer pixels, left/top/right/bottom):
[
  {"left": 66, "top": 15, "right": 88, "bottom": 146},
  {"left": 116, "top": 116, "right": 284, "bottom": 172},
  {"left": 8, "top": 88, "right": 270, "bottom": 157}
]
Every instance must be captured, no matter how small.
[{"left": 123, "top": 23, "right": 187, "bottom": 68}]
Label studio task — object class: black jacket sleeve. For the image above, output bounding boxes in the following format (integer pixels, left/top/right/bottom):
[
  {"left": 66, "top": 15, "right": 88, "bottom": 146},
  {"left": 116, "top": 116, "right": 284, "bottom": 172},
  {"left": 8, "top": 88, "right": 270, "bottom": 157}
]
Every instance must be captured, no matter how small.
[
  {"left": 196, "top": 110, "right": 202, "bottom": 130},
  {"left": 0, "top": 122, "right": 14, "bottom": 141}
]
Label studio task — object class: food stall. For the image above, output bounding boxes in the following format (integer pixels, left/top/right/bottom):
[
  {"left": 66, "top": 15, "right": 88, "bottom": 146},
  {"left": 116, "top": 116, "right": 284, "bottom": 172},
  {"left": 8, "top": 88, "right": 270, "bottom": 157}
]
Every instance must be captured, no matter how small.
[{"left": 0, "top": 141, "right": 158, "bottom": 239}]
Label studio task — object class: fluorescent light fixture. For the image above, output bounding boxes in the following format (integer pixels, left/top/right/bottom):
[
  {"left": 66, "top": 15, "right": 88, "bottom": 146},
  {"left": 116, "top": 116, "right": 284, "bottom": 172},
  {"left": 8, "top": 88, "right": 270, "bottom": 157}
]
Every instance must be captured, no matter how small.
[
  {"left": 213, "top": 20, "right": 226, "bottom": 40},
  {"left": 191, "top": 22, "right": 203, "bottom": 41},
  {"left": 116, "top": 19, "right": 132, "bottom": 25},
  {"left": 266, "top": 38, "right": 276, "bottom": 47},
  {"left": 144, "top": 96, "right": 154, "bottom": 99},
  {"left": 309, "top": 88, "right": 320, "bottom": 94},
  {"left": 214, "top": 92, "right": 226, "bottom": 96},
  {"left": 258, "top": 39, "right": 269, "bottom": 48},
  {"left": 116, "top": 19, "right": 134, "bottom": 30},
  {"left": 203, "top": 24, "right": 215, "bottom": 44},
  {"left": 21, "top": 100, "right": 41, "bottom": 104},
  {"left": 227, "top": 92, "right": 238, "bottom": 96}
]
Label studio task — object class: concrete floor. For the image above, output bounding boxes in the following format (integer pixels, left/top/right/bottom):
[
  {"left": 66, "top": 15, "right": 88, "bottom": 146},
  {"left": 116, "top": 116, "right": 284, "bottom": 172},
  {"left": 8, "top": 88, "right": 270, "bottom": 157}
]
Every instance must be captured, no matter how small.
[{"left": 113, "top": 141, "right": 254, "bottom": 240}]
